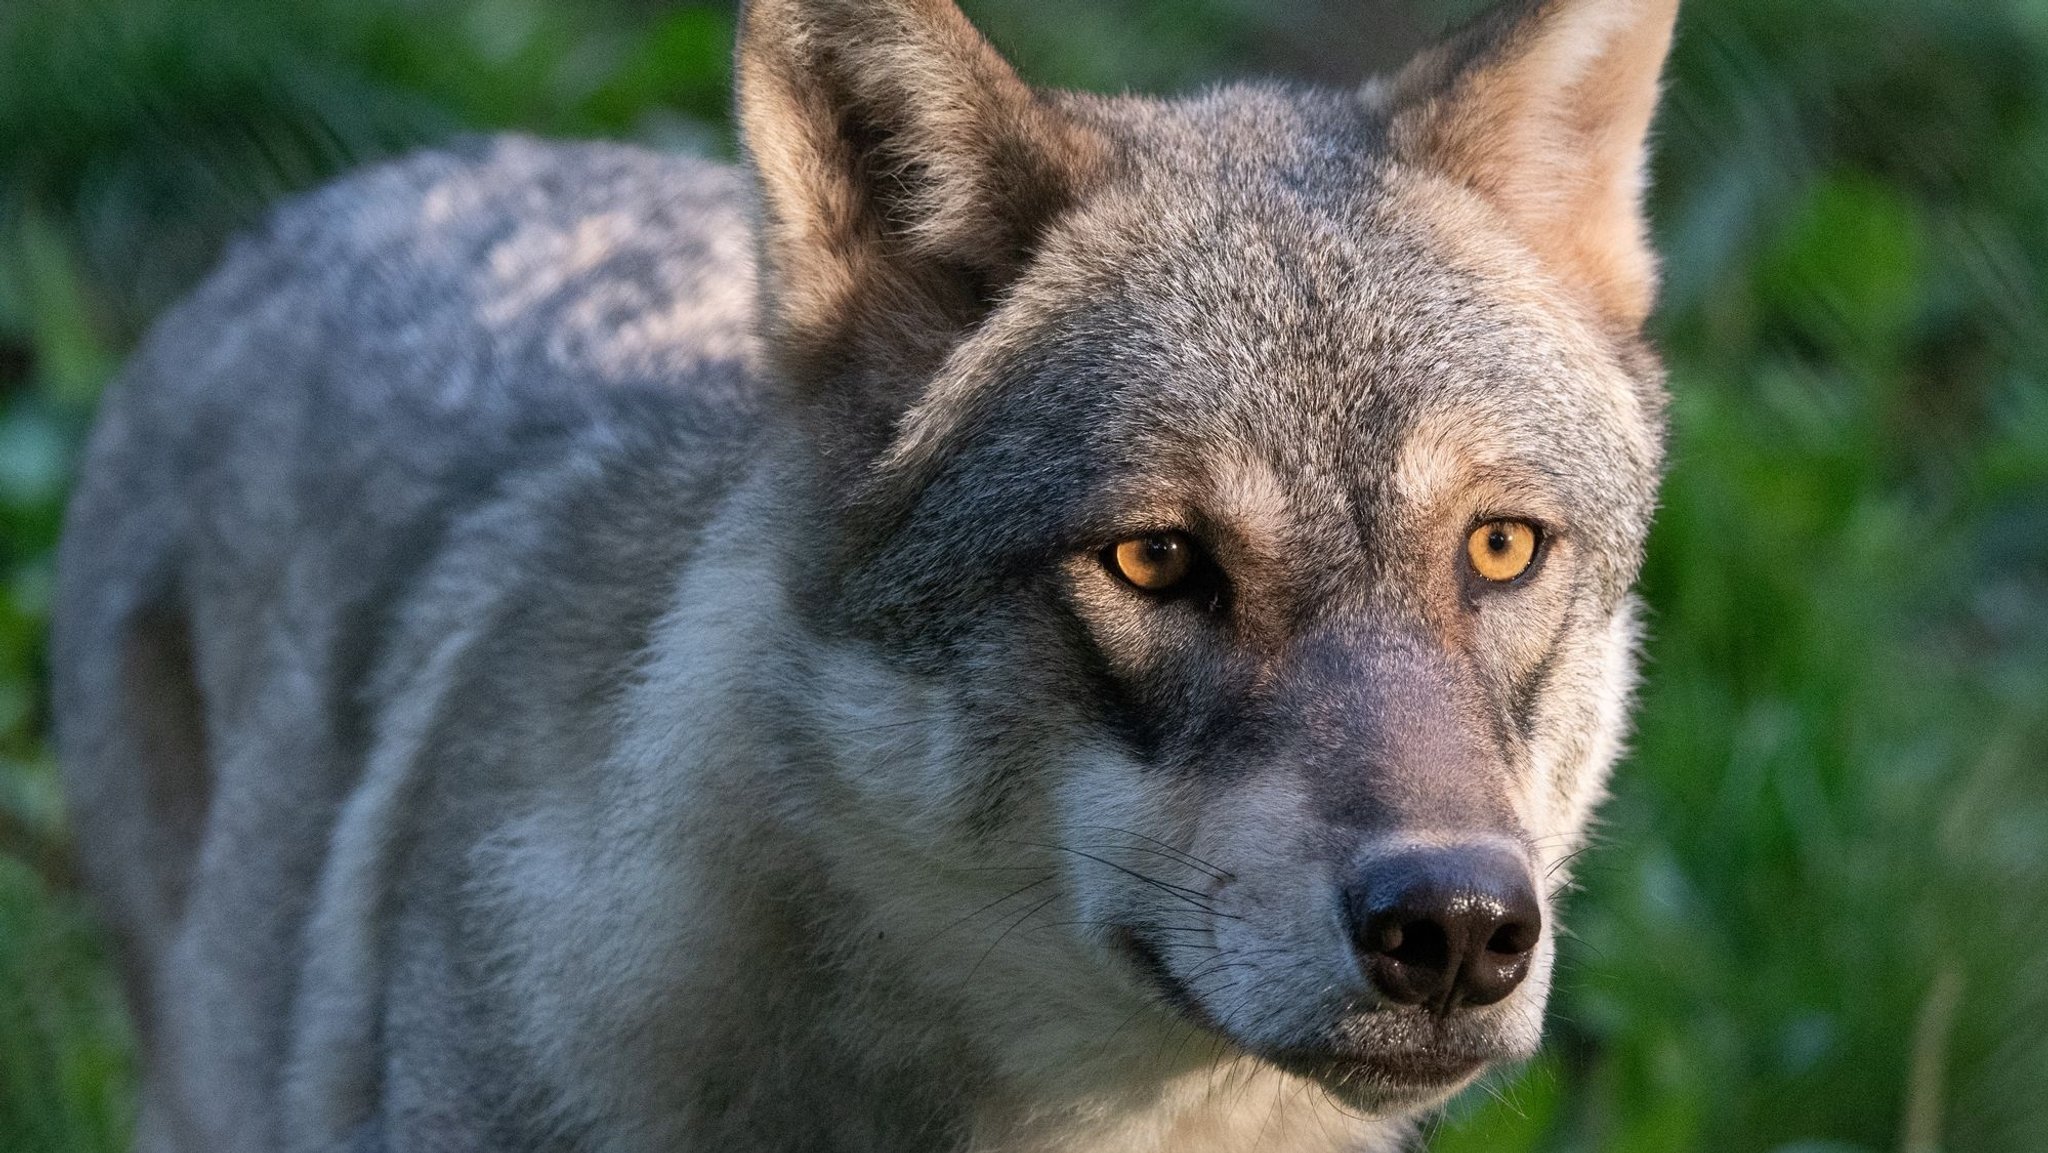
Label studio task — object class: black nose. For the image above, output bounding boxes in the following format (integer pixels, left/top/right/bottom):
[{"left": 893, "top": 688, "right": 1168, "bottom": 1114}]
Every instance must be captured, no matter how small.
[{"left": 1346, "top": 844, "right": 1542, "bottom": 1014}]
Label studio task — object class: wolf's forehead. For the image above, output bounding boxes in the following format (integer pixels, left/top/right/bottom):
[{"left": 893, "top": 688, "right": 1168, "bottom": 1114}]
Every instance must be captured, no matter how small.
[
  {"left": 1057, "top": 184, "right": 1644, "bottom": 447},
  {"left": 1003, "top": 165, "right": 1663, "bottom": 560}
]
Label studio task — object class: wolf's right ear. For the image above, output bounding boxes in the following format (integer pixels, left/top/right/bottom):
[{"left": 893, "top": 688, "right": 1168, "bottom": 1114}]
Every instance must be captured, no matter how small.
[{"left": 736, "top": 0, "right": 1108, "bottom": 406}]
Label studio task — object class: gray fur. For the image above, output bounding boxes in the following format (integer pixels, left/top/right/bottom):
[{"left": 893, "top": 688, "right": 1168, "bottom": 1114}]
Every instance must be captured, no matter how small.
[{"left": 54, "top": 2, "right": 1677, "bottom": 1150}]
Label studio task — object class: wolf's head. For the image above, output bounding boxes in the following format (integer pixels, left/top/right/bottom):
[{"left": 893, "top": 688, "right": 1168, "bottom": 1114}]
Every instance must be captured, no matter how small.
[{"left": 735, "top": 0, "right": 1675, "bottom": 1117}]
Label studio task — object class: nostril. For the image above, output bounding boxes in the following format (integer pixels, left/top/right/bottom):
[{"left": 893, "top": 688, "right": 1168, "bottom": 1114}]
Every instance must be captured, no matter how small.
[
  {"left": 1360, "top": 911, "right": 1403, "bottom": 955},
  {"left": 1357, "top": 908, "right": 1455, "bottom": 1008},
  {"left": 1382, "top": 917, "right": 1449, "bottom": 972},
  {"left": 1486, "top": 918, "right": 1539, "bottom": 957}
]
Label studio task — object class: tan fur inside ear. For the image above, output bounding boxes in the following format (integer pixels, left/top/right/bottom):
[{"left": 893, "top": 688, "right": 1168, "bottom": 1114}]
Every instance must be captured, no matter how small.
[
  {"left": 736, "top": 0, "right": 1107, "bottom": 387},
  {"left": 1391, "top": 0, "right": 1679, "bottom": 328}
]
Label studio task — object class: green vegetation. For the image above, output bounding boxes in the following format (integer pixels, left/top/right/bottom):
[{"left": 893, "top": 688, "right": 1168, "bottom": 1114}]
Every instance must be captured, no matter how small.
[{"left": 2, "top": 0, "right": 2043, "bottom": 1149}]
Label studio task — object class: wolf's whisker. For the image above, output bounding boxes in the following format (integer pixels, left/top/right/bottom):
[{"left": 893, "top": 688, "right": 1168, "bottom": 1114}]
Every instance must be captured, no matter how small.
[
  {"left": 958, "top": 891, "right": 1061, "bottom": 990},
  {"left": 1544, "top": 843, "right": 1600, "bottom": 878},
  {"left": 1002, "top": 839, "right": 1243, "bottom": 921},
  {"left": 1073, "top": 841, "right": 1233, "bottom": 883},
  {"left": 1041, "top": 920, "right": 1215, "bottom": 937},
  {"left": 915, "top": 875, "right": 1055, "bottom": 951},
  {"left": 1069, "top": 824, "right": 1234, "bottom": 880}
]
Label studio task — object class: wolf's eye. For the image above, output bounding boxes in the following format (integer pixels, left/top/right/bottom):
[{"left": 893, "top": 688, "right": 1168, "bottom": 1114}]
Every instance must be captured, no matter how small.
[
  {"left": 1467, "top": 520, "right": 1540, "bottom": 583},
  {"left": 1110, "top": 533, "right": 1196, "bottom": 592}
]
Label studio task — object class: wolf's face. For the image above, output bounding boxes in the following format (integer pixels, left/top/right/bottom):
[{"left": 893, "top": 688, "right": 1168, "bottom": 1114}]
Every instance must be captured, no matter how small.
[{"left": 739, "top": 0, "right": 1674, "bottom": 1115}]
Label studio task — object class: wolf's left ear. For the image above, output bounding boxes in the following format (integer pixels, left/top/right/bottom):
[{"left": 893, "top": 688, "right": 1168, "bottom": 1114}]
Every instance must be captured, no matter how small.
[
  {"left": 1387, "top": 0, "right": 1680, "bottom": 329},
  {"left": 736, "top": 0, "right": 1108, "bottom": 403}
]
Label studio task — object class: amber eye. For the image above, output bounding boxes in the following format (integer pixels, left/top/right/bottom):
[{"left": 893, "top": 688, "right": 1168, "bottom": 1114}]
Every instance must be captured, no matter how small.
[
  {"left": 1110, "top": 533, "right": 1196, "bottom": 592},
  {"left": 1467, "top": 520, "right": 1540, "bottom": 584}
]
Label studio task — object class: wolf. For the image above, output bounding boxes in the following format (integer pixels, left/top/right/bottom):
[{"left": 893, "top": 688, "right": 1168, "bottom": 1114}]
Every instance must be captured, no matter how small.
[{"left": 51, "top": 0, "right": 1678, "bottom": 1149}]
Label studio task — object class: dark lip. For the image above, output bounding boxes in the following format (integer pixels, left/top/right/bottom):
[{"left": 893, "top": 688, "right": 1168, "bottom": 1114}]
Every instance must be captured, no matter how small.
[
  {"left": 1261, "top": 1044, "right": 1491, "bottom": 1092},
  {"left": 1113, "top": 928, "right": 1503, "bottom": 1097},
  {"left": 1113, "top": 927, "right": 1228, "bottom": 1032}
]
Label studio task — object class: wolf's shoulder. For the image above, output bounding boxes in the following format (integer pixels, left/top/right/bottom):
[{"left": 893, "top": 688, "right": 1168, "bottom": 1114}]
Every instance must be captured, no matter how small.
[
  {"left": 223, "top": 133, "right": 762, "bottom": 398},
  {"left": 88, "top": 133, "right": 767, "bottom": 554},
  {"left": 68, "top": 135, "right": 769, "bottom": 679},
  {"left": 107, "top": 134, "right": 762, "bottom": 456}
]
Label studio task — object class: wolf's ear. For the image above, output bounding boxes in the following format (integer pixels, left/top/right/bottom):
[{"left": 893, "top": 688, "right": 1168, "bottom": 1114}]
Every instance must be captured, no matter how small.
[
  {"left": 1388, "top": 0, "right": 1679, "bottom": 329},
  {"left": 736, "top": 0, "right": 1108, "bottom": 400}
]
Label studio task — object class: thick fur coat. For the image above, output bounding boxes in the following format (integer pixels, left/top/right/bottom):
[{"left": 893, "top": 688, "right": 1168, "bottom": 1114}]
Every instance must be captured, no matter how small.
[{"left": 52, "top": 1, "right": 1679, "bottom": 1149}]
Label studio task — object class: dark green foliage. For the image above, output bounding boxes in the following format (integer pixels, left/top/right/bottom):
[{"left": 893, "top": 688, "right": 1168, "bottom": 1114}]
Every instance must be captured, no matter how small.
[{"left": 1, "top": 1, "right": 2042, "bottom": 1150}]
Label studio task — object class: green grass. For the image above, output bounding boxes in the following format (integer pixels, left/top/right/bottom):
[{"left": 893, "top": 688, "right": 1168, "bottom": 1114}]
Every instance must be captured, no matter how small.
[{"left": 2, "top": 1, "right": 2044, "bottom": 1150}]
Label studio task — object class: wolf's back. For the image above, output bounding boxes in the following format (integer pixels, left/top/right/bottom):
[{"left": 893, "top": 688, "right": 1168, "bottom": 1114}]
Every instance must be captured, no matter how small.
[{"left": 49, "top": 135, "right": 761, "bottom": 1151}]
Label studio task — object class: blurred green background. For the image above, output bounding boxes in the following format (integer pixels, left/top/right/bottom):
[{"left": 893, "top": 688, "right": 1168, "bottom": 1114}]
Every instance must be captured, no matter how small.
[{"left": 2, "top": 0, "right": 2045, "bottom": 1149}]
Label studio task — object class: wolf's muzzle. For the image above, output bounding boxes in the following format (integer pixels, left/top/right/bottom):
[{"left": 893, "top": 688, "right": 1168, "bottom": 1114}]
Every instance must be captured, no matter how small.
[{"left": 1345, "top": 844, "right": 1541, "bottom": 1014}]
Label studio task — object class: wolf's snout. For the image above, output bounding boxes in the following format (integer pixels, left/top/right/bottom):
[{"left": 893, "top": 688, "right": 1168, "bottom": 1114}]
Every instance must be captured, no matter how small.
[{"left": 1346, "top": 845, "right": 1541, "bottom": 1014}]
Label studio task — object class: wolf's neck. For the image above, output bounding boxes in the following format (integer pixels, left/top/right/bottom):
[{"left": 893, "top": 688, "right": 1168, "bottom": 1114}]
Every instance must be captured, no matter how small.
[
  {"left": 672, "top": 844, "right": 1411, "bottom": 1153},
  {"left": 666, "top": 776, "right": 1412, "bottom": 1153},
  {"left": 561, "top": 472, "right": 1412, "bottom": 1153}
]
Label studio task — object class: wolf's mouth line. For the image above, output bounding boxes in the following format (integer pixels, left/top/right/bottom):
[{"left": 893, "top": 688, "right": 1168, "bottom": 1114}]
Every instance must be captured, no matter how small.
[
  {"left": 1114, "top": 925, "right": 1531, "bottom": 1097},
  {"left": 1110, "top": 926, "right": 1506, "bottom": 1089},
  {"left": 1112, "top": 926, "right": 1228, "bottom": 1034},
  {"left": 1262, "top": 1043, "right": 1491, "bottom": 1085}
]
